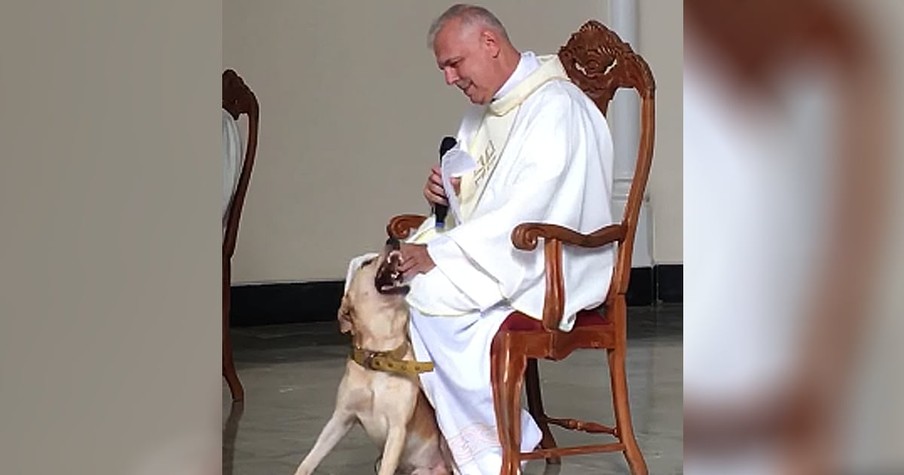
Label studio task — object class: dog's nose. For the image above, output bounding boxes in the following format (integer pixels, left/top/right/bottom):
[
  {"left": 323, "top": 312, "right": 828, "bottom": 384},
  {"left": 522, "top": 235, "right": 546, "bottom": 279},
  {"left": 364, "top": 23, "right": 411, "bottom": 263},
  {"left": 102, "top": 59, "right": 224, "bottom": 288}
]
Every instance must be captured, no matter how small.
[{"left": 385, "top": 237, "right": 401, "bottom": 250}]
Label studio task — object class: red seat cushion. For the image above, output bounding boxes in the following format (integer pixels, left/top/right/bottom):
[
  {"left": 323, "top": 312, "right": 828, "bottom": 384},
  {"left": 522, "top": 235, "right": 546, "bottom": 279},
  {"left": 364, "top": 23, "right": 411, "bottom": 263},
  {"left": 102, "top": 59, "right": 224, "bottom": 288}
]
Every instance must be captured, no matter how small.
[{"left": 500, "top": 308, "right": 609, "bottom": 332}]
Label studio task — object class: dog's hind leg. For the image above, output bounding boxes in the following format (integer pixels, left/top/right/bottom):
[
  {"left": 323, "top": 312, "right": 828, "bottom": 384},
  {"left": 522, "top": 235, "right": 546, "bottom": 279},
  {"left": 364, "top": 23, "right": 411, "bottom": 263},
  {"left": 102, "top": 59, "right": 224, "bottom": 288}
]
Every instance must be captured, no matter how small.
[
  {"left": 376, "top": 425, "right": 407, "bottom": 475},
  {"left": 294, "top": 410, "right": 355, "bottom": 475}
]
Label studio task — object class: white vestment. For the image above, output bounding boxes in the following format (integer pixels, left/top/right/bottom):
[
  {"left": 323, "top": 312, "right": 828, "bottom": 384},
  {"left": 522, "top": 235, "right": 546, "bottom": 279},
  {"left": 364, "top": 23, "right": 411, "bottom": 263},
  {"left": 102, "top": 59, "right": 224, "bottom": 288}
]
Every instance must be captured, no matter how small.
[
  {"left": 222, "top": 110, "right": 244, "bottom": 230},
  {"left": 346, "top": 52, "right": 616, "bottom": 475},
  {"left": 683, "top": 32, "right": 839, "bottom": 475}
]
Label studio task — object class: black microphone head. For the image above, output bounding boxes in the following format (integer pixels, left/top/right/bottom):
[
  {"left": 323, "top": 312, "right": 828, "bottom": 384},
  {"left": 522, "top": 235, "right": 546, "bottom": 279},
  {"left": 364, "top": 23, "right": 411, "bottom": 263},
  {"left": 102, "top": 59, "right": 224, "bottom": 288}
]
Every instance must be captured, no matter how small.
[
  {"left": 435, "top": 136, "right": 457, "bottom": 230},
  {"left": 440, "top": 136, "right": 457, "bottom": 157}
]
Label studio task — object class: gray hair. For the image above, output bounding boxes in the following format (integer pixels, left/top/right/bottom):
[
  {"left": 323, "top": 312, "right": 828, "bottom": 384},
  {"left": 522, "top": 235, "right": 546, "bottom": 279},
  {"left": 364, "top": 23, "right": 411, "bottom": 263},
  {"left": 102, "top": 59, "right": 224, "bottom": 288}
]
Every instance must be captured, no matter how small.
[{"left": 427, "top": 4, "right": 510, "bottom": 49}]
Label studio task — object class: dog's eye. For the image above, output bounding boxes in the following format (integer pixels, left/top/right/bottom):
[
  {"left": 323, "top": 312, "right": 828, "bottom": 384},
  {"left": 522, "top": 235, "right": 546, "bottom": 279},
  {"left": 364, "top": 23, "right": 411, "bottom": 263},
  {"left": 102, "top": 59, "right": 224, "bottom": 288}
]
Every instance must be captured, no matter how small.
[{"left": 361, "top": 257, "right": 376, "bottom": 267}]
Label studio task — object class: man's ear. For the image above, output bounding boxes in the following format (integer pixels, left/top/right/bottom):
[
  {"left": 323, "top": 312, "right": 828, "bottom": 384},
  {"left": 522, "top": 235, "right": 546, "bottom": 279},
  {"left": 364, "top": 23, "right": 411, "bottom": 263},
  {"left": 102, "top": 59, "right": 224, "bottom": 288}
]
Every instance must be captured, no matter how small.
[
  {"left": 338, "top": 294, "right": 354, "bottom": 334},
  {"left": 480, "top": 29, "right": 500, "bottom": 57}
]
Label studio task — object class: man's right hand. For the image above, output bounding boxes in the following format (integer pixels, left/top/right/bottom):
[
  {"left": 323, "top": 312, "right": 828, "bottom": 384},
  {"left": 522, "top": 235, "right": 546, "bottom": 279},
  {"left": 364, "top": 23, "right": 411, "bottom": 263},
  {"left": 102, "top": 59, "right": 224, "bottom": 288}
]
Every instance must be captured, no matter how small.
[{"left": 423, "top": 164, "right": 460, "bottom": 207}]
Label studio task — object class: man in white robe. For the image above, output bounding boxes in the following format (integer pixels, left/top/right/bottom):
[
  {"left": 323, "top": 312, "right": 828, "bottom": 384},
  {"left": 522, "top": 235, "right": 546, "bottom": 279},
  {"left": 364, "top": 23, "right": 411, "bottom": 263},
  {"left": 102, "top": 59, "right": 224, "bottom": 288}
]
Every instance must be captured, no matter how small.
[{"left": 346, "top": 5, "right": 616, "bottom": 474}]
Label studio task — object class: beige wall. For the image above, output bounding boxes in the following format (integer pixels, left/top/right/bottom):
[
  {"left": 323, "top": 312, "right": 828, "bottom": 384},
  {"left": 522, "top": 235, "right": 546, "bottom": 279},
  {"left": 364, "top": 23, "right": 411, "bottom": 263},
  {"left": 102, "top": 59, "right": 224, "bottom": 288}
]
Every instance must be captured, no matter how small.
[
  {"left": 639, "top": 0, "right": 683, "bottom": 264},
  {"left": 224, "top": 0, "right": 682, "bottom": 284},
  {"left": 2, "top": 1, "right": 221, "bottom": 472}
]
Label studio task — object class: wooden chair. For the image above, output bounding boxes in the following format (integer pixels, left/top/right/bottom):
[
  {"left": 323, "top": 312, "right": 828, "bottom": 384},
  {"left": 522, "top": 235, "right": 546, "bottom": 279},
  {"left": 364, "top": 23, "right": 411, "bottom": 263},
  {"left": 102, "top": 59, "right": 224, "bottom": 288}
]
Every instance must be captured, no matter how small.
[
  {"left": 387, "top": 20, "right": 655, "bottom": 474},
  {"left": 222, "top": 69, "right": 260, "bottom": 402}
]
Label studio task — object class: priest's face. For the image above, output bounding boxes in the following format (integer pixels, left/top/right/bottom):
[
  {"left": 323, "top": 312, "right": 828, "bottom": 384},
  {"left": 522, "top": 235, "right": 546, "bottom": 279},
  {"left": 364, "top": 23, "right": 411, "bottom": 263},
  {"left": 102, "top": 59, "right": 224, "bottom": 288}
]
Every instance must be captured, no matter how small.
[{"left": 433, "top": 19, "right": 502, "bottom": 105}]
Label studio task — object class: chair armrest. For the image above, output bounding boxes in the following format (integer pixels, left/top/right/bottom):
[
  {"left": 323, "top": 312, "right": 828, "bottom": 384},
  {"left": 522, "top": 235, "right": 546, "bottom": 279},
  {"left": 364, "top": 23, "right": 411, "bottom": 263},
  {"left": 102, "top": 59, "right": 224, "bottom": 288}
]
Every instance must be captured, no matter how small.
[
  {"left": 387, "top": 214, "right": 428, "bottom": 240},
  {"left": 512, "top": 223, "right": 626, "bottom": 251},
  {"left": 510, "top": 222, "right": 625, "bottom": 331}
]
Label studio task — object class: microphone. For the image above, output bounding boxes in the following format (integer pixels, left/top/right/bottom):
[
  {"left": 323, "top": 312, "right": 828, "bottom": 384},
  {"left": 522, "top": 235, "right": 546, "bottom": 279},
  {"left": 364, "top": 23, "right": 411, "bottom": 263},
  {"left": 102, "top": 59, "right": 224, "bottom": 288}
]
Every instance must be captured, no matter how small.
[{"left": 435, "top": 136, "right": 457, "bottom": 229}]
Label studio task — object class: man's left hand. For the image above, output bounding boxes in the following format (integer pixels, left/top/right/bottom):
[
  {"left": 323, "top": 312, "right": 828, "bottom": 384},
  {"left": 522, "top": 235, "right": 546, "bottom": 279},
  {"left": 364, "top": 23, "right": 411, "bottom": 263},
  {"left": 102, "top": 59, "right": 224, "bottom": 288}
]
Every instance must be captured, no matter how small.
[{"left": 399, "top": 243, "right": 436, "bottom": 278}]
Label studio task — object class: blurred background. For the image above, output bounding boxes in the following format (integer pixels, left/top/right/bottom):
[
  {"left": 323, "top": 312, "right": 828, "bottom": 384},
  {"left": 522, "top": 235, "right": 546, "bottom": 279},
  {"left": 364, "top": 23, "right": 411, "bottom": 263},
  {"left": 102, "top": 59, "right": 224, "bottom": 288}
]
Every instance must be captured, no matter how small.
[{"left": 683, "top": 0, "right": 904, "bottom": 473}]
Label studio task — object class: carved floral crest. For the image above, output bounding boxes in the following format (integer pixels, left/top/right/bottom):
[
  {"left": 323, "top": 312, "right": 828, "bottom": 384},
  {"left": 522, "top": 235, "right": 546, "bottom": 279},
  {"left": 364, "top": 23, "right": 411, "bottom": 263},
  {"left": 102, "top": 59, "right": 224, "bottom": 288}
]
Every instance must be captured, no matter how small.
[{"left": 558, "top": 20, "right": 655, "bottom": 116}]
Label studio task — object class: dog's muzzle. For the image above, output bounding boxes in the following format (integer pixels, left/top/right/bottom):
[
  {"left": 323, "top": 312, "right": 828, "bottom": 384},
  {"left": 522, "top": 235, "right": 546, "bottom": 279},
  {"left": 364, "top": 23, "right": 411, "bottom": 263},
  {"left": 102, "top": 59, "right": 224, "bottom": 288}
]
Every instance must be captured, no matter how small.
[{"left": 374, "top": 238, "right": 409, "bottom": 295}]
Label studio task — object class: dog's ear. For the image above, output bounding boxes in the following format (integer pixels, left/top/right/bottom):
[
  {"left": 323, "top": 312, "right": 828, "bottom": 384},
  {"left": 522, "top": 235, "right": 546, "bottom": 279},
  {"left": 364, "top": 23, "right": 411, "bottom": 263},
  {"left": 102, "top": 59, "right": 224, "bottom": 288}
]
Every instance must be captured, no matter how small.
[{"left": 338, "top": 294, "right": 354, "bottom": 334}]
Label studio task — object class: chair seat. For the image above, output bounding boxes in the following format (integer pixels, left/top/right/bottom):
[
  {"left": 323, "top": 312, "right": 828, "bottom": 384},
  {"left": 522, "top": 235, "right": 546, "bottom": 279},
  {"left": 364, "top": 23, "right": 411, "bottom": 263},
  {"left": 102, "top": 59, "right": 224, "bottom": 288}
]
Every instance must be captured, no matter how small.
[{"left": 500, "top": 308, "right": 610, "bottom": 332}]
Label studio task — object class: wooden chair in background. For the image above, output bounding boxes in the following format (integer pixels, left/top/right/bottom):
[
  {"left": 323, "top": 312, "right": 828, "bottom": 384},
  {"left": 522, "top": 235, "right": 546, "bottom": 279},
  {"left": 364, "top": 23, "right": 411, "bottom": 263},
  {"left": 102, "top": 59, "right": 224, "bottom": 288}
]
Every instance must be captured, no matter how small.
[{"left": 222, "top": 69, "right": 260, "bottom": 402}]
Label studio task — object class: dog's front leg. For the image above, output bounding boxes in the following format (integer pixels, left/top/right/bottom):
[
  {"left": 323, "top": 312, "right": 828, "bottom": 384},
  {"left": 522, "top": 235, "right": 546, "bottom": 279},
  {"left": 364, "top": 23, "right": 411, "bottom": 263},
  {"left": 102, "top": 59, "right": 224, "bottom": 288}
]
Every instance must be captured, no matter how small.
[
  {"left": 294, "top": 410, "right": 355, "bottom": 475},
  {"left": 377, "top": 425, "right": 408, "bottom": 475}
]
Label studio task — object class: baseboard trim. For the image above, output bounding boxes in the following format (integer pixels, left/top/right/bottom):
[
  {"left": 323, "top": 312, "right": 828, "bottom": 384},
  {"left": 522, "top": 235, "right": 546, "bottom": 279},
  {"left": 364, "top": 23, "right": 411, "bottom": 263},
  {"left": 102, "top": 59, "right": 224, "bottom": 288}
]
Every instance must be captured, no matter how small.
[
  {"left": 229, "top": 281, "right": 344, "bottom": 327},
  {"left": 655, "top": 264, "right": 683, "bottom": 304},
  {"left": 230, "top": 264, "right": 682, "bottom": 327},
  {"left": 626, "top": 267, "right": 654, "bottom": 306}
]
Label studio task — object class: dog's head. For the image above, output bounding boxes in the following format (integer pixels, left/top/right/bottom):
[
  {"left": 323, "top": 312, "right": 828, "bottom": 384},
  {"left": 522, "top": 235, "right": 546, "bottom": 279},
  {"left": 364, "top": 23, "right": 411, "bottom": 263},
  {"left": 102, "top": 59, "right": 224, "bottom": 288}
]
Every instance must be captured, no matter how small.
[{"left": 338, "top": 238, "right": 410, "bottom": 335}]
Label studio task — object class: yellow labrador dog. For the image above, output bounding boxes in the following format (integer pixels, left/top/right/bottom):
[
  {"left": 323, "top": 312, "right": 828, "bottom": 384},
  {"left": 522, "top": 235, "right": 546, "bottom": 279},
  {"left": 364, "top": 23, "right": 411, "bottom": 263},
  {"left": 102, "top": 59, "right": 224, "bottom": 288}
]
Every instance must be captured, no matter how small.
[{"left": 294, "top": 239, "right": 453, "bottom": 475}]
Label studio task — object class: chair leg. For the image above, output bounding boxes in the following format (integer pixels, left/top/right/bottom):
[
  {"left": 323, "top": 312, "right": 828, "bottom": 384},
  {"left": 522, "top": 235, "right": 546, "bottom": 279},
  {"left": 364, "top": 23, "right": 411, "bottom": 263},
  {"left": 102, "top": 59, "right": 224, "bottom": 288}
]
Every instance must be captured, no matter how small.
[
  {"left": 491, "top": 334, "right": 527, "bottom": 475},
  {"left": 223, "top": 322, "right": 244, "bottom": 402},
  {"left": 525, "top": 358, "right": 560, "bottom": 465},
  {"left": 223, "top": 264, "right": 244, "bottom": 402},
  {"left": 608, "top": 346, "right": 646, "bottom": 475}
]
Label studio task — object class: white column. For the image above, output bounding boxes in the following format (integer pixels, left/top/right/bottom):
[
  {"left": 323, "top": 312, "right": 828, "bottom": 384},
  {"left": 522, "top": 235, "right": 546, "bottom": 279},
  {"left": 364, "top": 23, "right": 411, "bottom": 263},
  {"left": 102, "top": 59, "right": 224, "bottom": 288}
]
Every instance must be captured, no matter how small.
[{"left": 608, "top": 0, "right": 654, "bottom": 268}]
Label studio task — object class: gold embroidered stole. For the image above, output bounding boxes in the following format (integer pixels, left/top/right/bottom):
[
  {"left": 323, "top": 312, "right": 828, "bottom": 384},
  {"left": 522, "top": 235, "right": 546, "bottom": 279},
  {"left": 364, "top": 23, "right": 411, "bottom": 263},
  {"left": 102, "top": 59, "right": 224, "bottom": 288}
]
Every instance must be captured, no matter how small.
[{"left": 457, "top": 56, "right": 570, "bottom": 221}]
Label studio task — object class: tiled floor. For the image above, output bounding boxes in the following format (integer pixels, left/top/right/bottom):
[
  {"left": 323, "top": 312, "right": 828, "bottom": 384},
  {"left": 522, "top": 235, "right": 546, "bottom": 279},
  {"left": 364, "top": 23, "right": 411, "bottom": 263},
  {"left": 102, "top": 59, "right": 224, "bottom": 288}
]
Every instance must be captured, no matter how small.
[{"left": 223, "top": 304, "right": 683, "bottom": 474}]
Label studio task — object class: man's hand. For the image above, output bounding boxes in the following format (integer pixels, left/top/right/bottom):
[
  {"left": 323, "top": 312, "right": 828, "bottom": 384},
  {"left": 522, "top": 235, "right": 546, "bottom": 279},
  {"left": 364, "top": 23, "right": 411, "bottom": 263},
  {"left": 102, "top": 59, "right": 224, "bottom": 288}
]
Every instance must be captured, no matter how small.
[
  {"left": 423, "top": 164, "right": 461, "bottom": 207},
  {"left": 399, "top": 243, "right": 436, "bottom": 278}
]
